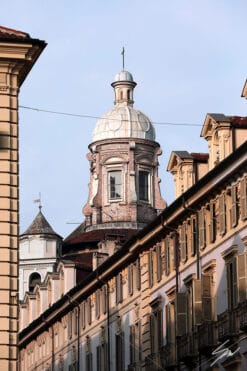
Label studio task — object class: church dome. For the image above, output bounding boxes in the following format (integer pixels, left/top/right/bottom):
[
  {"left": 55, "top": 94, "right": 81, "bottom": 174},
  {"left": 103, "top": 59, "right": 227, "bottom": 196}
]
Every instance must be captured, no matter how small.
[
  {"left": 92, "top": 70, "right": 156, "bottom": 142},
  {"left": 92, "top": 106, "right": 155, "bottom": 142}
]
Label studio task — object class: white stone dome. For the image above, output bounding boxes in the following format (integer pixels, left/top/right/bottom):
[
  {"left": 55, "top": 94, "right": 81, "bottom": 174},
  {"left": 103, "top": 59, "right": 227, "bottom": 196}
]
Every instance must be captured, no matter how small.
[
  {"left": 114, "top": 70, "right": 134, "bottom": 82},
  {"left": 92, "top": 106, "right": 156, "bottom": 142}
]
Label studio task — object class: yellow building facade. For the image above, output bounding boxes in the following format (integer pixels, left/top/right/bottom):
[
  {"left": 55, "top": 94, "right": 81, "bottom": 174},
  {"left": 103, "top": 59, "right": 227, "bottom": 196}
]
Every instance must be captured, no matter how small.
[
  {"left": 0, "top": 26, "right": 45, "bottom": 370},
  {"left": 18, "top": 73, "right": 247, "bottom": 371}
]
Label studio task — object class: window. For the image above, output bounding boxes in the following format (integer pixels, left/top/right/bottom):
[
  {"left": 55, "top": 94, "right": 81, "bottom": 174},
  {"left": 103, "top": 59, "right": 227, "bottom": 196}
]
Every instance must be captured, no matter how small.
[
  {"left": 116, "top": 332, "right": 125, "bottom": 371},
  {"left": 180, "top": 223, "right": 187, "bottom": 263},
  {"left": 240, "top": 176, "right": 247, "bottom": 220},
  {"left": 190, "top": 216, "right": 197, "bottom": 256},
  {"left": 156, "top": 244, "right": 162, "bottom": 282},
  {"left": 219, "top": 194, "right": 226, "bottom": 235},
  {"left": 29, "top": 272, "right": 41, "bottom": 292},
  {"left": 128, "top": 264, "right": 133, "bottom": 296},
  {"left": 209, "top": 202, "right": 216, "bottom": 243},
  {"left": 175, "top": 292, "right": 187, "bottom": 336},
  {"left": 230, "top": 185, "right": 238, "bottom": 227},
  {"left": 116, "top": 273, "right": 123, "bottom": 304},
  {"left": 148, "top": 251, "right": 153, "bottom": 288},
  {"left": 139, "top": 171, "right": 149, "bottom": 201},
  {"left": 85, "top": 336, "right": 92, "bottom": 371},
  {"left": 149, "top": 299, "right": 163, "bottom": 355},
  {"left": 95, "top": 289, "right": 101, "bottom": 319},
  {"left": 87, "top": 298, "right": 92, "bottom": 325},
  {"left": 129, "top": 321, "right": 141, "bottom": 367},
  {"left": 81, "top": 301, "right": 86, "bottom": 329},
  {"left": 165, "top": 237, "right": 170, "bottom": 276},
  {"left": 108, "top": 171, "right": 121, "bottom": 199},
  {"left": 97, "top": 343, "right": 108, "bottom": 371},
  {"left": 198, "top": 208, "right": 206, "bottom": 250},
  {"left": 101, "top": 285, "right": 107, "bottom": 315}
]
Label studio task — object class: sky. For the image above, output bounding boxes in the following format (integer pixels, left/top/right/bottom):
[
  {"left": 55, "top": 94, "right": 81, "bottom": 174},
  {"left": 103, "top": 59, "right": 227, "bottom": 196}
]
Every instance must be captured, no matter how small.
[{"left": 1, "top": 0, "right": 247, "bottom": 237}]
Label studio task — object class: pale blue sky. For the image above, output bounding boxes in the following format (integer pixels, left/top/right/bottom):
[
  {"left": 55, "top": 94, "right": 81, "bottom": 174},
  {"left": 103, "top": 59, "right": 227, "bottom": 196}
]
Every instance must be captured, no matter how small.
[{"left": 1, "top": 0, "right": 246, "bottom": 237}]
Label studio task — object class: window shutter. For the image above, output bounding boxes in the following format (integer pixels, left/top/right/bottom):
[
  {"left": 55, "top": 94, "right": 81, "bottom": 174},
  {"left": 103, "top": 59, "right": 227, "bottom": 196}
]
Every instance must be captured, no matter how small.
[
  {"left": 87, "top": 298, "right": 91, "bottom": 325},
  {"left": 148, "top": 251, "right": 153, "bottom": 287},
  {"left": 198, "top": 209, "right": 206, "bottom": 249},
  {"left": 202, "top": 274, "right": 213, "bottom": 321},
  {"left": 209, "top": 202, "right": 216, "bottom": 243},
  {"left": 96, "top": 290, "right": 100, "bottom": 319},
  {"left": 230, "top": 185, "right": 238, "bottom": 227},
  {"left": 156, "top": 245, "right": 162, "bottom": 282},
  {"left": 237, "top": 253, "right": 247, "bottom": 302},
  {"left": 149, "top": 314, "right": 155, "bottom": 354},
  {"left": 128, "top": 265, "right": 133, "bottom": 295},
  {"left": 193, "top": 279, "right": 202, "bottom": 325},
  {"left": 68, "top": 312, "right": 72, "bottom": 339},
  {"left": 165, "top": 238, "right": 170, "bottom": 276},
  {"left": 135, "top": 258, "right": 141, "bottom": 291},
  {"left": 191, "top": 217, "right": 197, "bottom": 256},
  {"left": 129, "top": 325, "right": 135, "bottom": 364},
  {"left": 165, "top": 304, "right": 171, "bottom": 344},
  {"left": 219, "top": 194, "right": 226, "bottom": 235},
  {"left": 180, "top": 223, "right": 187, "bottom": 262},
  {"left": 240, "top": 177, "right": 247, "bottom": 220},
  {"left": 101, "top": 286, "right": 107, "bottom": 315},
  {"left": 81, "top": 301, "right": 85, "bottom": 329},
  {"left": 97, "top": 345, "right": 101, "bottom": 371},
  {"left": 175, "top": 292, "right": 187, "bottom": 336},
  {"left": 157, "top": 310, "right": 163, "bottom": 349}
]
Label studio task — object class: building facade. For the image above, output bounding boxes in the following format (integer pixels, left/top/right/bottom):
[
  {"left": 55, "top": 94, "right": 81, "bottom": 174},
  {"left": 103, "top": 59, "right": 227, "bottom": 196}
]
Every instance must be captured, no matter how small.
[
  {"left": 18, "top": 73, "right": 247, "bottom": 371},
  {"left": 0, "top": 26, "right": 45, "bottom": 370}
]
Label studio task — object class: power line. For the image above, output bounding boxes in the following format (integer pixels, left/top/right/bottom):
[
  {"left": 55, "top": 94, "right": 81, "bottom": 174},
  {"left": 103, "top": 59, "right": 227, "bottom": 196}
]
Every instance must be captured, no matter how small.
[{"left": 19, "top": 105, "right": 201, "bottom": 127}]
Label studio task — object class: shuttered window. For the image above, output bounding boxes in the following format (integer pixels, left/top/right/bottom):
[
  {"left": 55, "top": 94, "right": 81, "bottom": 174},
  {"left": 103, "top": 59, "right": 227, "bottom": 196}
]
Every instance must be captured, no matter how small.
[
  {"left": 116, "top": 332, "right": 124, "bottom": 371},
  {"left": 237, "top": 253, "right": 247, "bottom": 303},
  {"left": 202, "top": 274, "right": 213, "bottom": 321},
  {"left": 175, "top": 292, "right": 187, "bottom": 336},
  {"left": 230, "top": 185, "right": 238, "bottom": 227},
  {"left": 156, "top": 245, "right": 162, "bottom": 282},
  {"left": 87, "top": 297, "right": 92, "bottom": 325},
  {"left": 180, "top": 223, "right": 187, "bottom": 263},
  {"left": 226, "top": 259, "right": 237, "bottom": 310},
  {"left": 193, "top": 279, "right": 202, "bottom": 325},
  {"left": 97, "top": 343, "right": 108, "bottom": 371},
  {"left": 198, "top": 209, "right": 206, "bottom": 250},
  {"left": 86, "top": 352, "right": 92, "bottom": 371},
  {"left": 219, "top": 194, "right": 226, "bottom": 235},
  {"left": 81, "top": 301, "right": 86, "bottom": 329},
  {"left": 240, "top": 176, "right": 247, "bottom": 220},
  {"left": 190, "top": 217, "right": 197, "bottom": 256},
  {"left": 165, "top": 238, "right": 170, "bottom": 276},
  {"left": 149, "top": 309, "right": 163, "bottom": 354},
  {"left": 209, "top": 202, "right": 216, "bottom": 243},
  {"left": 95, "top": 289, "right": 100, "bottom": 319},
  {"left": 148, "top": 251, "right": 153, "bottom": 287},
  {"left": 116, "top": 273, "right": 123, "bottom": 304},
  {"left": 129, "top": 325, "right": 135, "bottom": 365},
  {"left": 101, "top": 285, "right": 107, "bottom": 315},
  {"left": 135, "top": 258, "right": 141, "bottom": 291},
  {"left": 128, "top": 265, "right": 133, "bottom": 295}
]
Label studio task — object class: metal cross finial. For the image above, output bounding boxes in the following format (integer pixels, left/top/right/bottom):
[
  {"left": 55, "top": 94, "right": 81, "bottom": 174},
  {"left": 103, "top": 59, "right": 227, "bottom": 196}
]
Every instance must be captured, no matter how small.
[
  {"left": 121, "top": 47, "right": 125, "bottom": 70},
  {"left": 34, "top": 192, "right": 42, "bottom": 211}
]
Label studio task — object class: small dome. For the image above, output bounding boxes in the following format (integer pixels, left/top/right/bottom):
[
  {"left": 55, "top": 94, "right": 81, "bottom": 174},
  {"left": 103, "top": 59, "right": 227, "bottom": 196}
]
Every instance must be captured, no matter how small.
[
  {"left": 92, "top": 106, "right": 155, "bottom": 142},
  {"left": 114, "top": 70, "right": 133, "bottom": 82}
]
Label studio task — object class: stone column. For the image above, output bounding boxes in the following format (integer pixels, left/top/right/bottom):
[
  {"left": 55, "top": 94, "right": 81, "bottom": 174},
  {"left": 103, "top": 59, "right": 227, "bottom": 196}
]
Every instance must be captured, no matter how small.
[{"left": 0, "top": 30, "right": 45, "bottom": 370}]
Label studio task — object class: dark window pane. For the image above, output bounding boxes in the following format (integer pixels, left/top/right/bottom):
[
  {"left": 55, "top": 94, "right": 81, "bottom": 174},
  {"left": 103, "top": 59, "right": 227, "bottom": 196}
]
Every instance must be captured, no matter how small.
[{"left": 139, "top": 171, "right": 149, "bottom": 201}]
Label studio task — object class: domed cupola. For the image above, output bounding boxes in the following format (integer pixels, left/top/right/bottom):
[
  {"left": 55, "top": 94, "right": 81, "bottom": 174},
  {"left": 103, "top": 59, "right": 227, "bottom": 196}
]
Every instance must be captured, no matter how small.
[
  {"left": 83, "top": 67, "right": 166, "bottom": 232},
  {"left": 92, "top": 70, "right": 156, "bottom": 142}
]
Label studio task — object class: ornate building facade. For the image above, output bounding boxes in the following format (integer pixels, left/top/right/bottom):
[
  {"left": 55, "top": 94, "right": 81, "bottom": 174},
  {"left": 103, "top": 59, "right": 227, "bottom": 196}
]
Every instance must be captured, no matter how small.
[
  {"left": 18, "top": 72, "right": 247, "bottom": 371},
  {"left": 0, "top": 26, "right": 45, "bottom": 370}
]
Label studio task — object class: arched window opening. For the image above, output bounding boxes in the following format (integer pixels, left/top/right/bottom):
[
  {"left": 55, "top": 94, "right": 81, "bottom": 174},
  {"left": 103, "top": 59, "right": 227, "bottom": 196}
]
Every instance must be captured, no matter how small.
[
  {"left": 29, "top": 272, "right": 41, "bottom": 292},
  {"left": 127, "top": 89, "right": 130, "bottom": 100}
]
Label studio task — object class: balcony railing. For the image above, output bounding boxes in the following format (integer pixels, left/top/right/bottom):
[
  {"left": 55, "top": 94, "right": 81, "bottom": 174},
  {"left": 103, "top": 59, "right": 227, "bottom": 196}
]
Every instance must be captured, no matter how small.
[
  {"left": 177, "top": 332, "right": 197, "bottom": 361},
  {"left": 198, "top": 321, "right": 217, "bottom": 352}
]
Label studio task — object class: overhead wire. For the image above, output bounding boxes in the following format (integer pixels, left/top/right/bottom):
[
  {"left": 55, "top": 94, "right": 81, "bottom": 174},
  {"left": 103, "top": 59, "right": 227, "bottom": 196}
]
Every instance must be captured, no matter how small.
[{"left": 19, "top": 105, "right": 201, "bottom": 127}]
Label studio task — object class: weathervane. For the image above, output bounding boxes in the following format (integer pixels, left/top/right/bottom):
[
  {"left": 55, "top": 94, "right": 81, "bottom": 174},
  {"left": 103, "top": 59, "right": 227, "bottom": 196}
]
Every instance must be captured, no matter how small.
[
  {"left": 34, "top": 192, "right": 42, "bottom": 211},
  {"left": 121, "top": 46, "right": 125, "bottom": 70}
]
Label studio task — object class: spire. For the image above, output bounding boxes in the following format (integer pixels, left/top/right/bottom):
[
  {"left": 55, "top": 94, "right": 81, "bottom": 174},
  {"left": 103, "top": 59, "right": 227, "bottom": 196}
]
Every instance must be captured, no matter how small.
[
  {"left": 121, "top": 46, "right": 125, "bottom": 70},
  {"left": 21, "top": 210, "right": 60, "bottom": 237}
]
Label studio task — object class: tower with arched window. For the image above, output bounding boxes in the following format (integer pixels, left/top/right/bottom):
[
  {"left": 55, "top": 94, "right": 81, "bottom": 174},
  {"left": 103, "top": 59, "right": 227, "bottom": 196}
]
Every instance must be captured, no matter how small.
[{"left": 19, "top": 208, "right": 62, "bottom": 300}]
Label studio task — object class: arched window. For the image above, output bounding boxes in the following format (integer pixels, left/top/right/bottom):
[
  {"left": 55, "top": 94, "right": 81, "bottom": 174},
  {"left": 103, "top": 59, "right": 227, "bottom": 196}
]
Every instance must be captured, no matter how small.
[
  {"left": 127, "top": 89, "right": 130, "bottom": 100},
  {"left": 29, "top": 272, "right": 41, "bottom": 292}
]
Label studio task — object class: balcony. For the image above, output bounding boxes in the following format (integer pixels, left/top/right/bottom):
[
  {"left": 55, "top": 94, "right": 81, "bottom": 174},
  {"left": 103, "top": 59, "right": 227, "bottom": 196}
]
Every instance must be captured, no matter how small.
[
  {"left": 238, "top": 300, "right": 247, "bottom": 331},
  {"left": 177, "top": 333, "right": 197, "bottom": 363},
  {"left": 218, "top": 310, "right": 238, "bottom": 341},
  {"left": 198, "top": 321, "right": 217, "bottom": 353}
]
